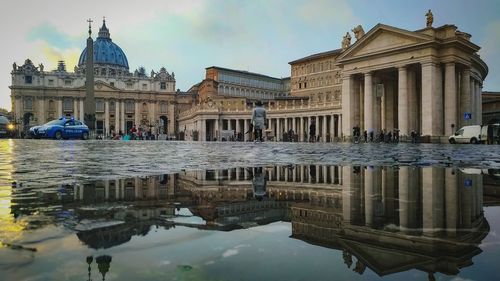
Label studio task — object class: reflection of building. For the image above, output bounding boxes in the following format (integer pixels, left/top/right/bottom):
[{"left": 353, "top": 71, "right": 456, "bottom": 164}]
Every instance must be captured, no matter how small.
[
  {"left": 291, "top": 166, "right": 489, "bottom": 279},
  {"left": 5, "top": 165, "right": 495, "bottom": 278},
  {"left": 10, "top": 20, "right": 190, "bottom": 138}
]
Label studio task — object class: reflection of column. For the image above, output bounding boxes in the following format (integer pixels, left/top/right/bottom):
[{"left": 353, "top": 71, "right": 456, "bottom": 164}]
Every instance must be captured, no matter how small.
[
  {"left": 115, "top": 179, "right": 120, "bottom": 199},
  {"left": 382, "top": 167, "right": 395, "bottom": 221},
  {"left": 399, "top": 167, "right": 409, "bottom": 231},
  {"left": 343, "top": 166, "right": 362, "bottom": 224},
  {"left": 364, "top": 167, "right": 374, "bottom": 226},
  {"left": 104, "top": 180, "right": 109, "bottom": 200},
  {"left": 422, "top": 167, "right": 445, "bottom": 236},
  {"left": 445, "top": 168, "right": 458, "bottom": 236}
]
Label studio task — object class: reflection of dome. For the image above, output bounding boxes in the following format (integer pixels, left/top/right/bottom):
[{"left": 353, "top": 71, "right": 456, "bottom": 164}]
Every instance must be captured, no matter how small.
[{"left": 78, "top": 20, "right": 129, "bottom": 71}]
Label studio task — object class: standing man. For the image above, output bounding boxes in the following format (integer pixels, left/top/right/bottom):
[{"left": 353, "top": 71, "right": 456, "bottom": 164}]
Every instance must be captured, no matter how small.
[
  {"left": 309, "top": 119, "right": 316, "bottom": 142},
  {"left": 251, "top": 101, "right": 267, "bottom": 142}
]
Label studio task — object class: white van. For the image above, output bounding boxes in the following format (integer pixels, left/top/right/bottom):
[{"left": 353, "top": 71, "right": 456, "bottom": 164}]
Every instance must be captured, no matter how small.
[{"left": 448, "top": 125, "right": 485, "bottom": 144}]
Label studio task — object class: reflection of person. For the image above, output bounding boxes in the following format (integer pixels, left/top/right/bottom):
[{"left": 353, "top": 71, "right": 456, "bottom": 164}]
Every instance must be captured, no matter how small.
[
  {"left": 252, "top": 167, "right": 267, "bottom": 201},
  {"left": 251, "top": 101, "right": 267, "bottom": 142}
]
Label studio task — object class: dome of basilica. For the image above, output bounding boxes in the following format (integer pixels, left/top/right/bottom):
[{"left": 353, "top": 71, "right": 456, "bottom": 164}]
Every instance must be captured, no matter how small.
[{"left": 78, "top": 20, "right": 129, "bottom": 71}]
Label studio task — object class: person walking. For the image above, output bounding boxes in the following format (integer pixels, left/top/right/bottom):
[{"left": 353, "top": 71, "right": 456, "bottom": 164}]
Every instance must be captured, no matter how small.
[
  {"left": 251, "top": 101, "right": 267, "bottom": 142},
  {"left": 309, "top": 119, "right": 316, "bottom": 142}
]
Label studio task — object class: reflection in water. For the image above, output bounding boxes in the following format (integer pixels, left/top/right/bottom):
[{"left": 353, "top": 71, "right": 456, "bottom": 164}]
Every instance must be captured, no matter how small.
[
  {"left": 1, "top": 164, "right": 497, "bottom": 280},
  {"left": 86, "top": 255, "right": 112, "bottom": 281}
]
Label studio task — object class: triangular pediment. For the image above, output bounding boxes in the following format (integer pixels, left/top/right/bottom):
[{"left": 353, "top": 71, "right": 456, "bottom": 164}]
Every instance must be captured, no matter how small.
[
  {"left": 344, "top": 240, "right": 430, "bottom": 276},
  {"left": 94, "top": 81, "right": 119, "bottom": 91},
  {"left": 338, "top": 24, "right": 433, "bottom": 61}
]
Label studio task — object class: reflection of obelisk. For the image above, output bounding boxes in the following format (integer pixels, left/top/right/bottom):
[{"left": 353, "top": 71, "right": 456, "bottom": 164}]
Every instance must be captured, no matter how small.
[{"left": 84, "top": 18, "right": 95, "bottom": 131}]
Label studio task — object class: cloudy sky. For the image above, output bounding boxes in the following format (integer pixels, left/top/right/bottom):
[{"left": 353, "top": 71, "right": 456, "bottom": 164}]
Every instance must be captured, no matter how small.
[{"left": 1, "top": 0, "right": 499, "bottom": 111}]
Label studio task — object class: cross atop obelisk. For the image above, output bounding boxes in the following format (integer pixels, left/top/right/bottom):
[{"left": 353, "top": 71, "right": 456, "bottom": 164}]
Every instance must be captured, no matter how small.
[{"left": 87, "top": 18, "right": 93, "bottom": 37}]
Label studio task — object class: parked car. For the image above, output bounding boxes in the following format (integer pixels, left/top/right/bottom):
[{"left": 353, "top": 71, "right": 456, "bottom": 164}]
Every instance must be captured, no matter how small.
[
  {"left": 30, "top": 117, "right": 89, "bottom": 140},
  {"left": 0, "top": 115, "right": 15, "bottom": 138},
  {"left": 448, "top": 125, "right": 484, "bottom": 144}
]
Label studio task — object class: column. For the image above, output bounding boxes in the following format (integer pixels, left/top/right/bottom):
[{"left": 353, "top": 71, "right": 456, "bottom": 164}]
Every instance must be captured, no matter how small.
[
  {"left": 477, "top": 82, "right": 482, "bottom": 125},
  {"left": 228, "top": 119, "right": 232, "bottom": 131},
  {"left": 39, "top": 98, "right": 45, "bottom": 124},
  {"left": 364, "top": 73, "right": 374, "bottom": 134},
  {"left": 276, "top": 118, "right": 280, "bottom": 142},
  {"left": 315, "top": 116, "right": 319, "bottom": 141},
  {"left": 460, "top": 68, "right": 471, "bottom": 127},
  {"left": 104, "top": 100, "right": 109, "bottom": 137},
  {"left": 215, "top": 118, "right": 220, "bottom": 141},
  {"left": 134, "top": 101, "right": 140, "bottom": 126},
  {"left": 121, "top": 101, "right": 125, "bottom": 132},
  {"left": 292, "top": 117, "right": 297, "bottom": 141},
  {"left": 398, "top": 67, "right": 408, "bottom": 136},
  {"left": 243, "top": 119, "right": 248, "bottom": 141},
  {"left": 330, "top": 115, "right": 335, "bottom": 141},
  {"left": 421, "top": 62, "right": 443, "bottom": 137},
  {"left": 57, "top": 98, "right": 63, "bottom": 117},
  {"left": 408, "top": 69, "right": 418, "bottom": 132},
  {"left": 236, "top": 119, "right": 241, "bottom": 140},
  {"left": 444, "top": 63, "right": 457, "bottom": 135},
  {"left": 73, "top": 99, "right": 78, "bottom": 119},
  {"left": 322, "top": 116, "right": 327, "bottom": 142},
  {"left": 341, "top": 75, "right": 355, "bottom": 137},
  {"left": 79, "top": 100, "right": 84, "bottom": 122},
  {"left": 115, "top": 100, "right": 120, "bottom": 134}
]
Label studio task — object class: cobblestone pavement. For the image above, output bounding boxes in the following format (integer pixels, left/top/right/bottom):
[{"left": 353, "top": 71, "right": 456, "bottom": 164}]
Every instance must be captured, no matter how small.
[{"left": 1, "top": 139, "right": 499, "bottom": 187}]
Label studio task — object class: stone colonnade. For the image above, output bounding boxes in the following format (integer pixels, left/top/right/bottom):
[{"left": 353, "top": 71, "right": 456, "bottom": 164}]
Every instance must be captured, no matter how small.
[
  {"left": 342, "top": 62, "right": 483, "bottom": 141},
  {"left": 189, "top": 113, "right": 342, "bottom": 142}
]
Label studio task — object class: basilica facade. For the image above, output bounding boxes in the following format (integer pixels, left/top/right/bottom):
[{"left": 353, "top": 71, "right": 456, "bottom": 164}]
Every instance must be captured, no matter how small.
[
  {"left": 10, "top": 20, "right": 189, "bottom": 138},
  {"left": 10, "top": 14, "right": 488, "bottom": 142}
]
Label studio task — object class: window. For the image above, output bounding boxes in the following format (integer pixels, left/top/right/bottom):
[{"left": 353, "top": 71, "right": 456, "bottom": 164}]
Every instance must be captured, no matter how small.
[
  {"left": 160, "top": 102, "right": 167, "bottom": 113},
  {"left": 48, "top": 79, "right": 54, "bottom": 86},
  {"left": 160, "top": 82, "right": 166, "bottom": 90},
  {"left": 96, "top": 100, "right": 104, "bottom": 112},
  {"left": 304, "top": 82, "right": 307, "bottom": 88},
  {"left": 49, "top": 100, "right": 55, "bottom": 111},
  {"left": 142, "top": 84, "right": 147, "bottom": 90},
  {"left": 126, "top": 82, "right": 133, "bottom": 89},
  {"left": 299, "top": 83, "right": 302, "bottom": 89},
  {"left": 25, "top": 76, "right": 32, "bottom": 84},
  {"left": 24, "top": 97, "right": 33, "bottom": 110},
  {"left": 109, "top": 101, "right": 115, "bottom": 112},
  {"left": 63, "top": 98, "right": 73, "bottom": 112},
  {"left": 64, "top": 80, "right": 72, "bottom": 86},
  {"left": 110, "top": 82, "right": 115, "bottom": 87},
  {"left": 126, "top": 101, "right": 134, "bottom": 113}
]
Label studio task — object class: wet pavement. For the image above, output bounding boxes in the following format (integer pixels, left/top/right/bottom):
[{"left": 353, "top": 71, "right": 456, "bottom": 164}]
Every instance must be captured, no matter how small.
[{"left": 1, "top": 139, "right": 500, "bottom": 280}]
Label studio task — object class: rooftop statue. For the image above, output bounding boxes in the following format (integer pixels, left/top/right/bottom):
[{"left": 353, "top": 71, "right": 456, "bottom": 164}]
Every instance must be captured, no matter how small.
[
  {"left": 352, "top": 25, "right": 365, "bottom": 40},
  {"left": 426, "top": 9, "right": 433, "bottom": 27},
  {"left": 39, "top": 63, "right": 44, "bottom": 72},
  {"left": 342, "top": 32, "right": 352, "bottom": 50},
  {"left": 12, "top": 62, "right": 17, "bottom": 71}
]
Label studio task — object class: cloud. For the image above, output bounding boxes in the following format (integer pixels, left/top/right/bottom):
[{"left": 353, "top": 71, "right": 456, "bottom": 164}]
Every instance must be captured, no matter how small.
[
  {"left": 27, "top": 22, "right": 81, "bottom": 49},
  {"left": 479, "top": 20, "right": 500, "bottom": 91}
]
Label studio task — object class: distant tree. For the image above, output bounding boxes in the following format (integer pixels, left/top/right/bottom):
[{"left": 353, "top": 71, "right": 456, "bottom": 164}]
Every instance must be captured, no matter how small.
[{"left": 0, "top": 108, "right": 9, "bottom": 115}]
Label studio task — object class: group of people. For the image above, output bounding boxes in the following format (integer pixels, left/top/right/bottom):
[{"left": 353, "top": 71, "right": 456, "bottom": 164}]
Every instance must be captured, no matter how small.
[
  {"left": 352, "top": 126, "right": 405, "bottom": 143},
  {"left": 110, "top": 125, "right": 156, "bottom": 140}
]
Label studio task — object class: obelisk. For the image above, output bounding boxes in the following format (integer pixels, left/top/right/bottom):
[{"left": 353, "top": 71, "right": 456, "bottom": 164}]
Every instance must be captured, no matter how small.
[{"left": 84, "top": 18, "right": 95, "bottom": 131}]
